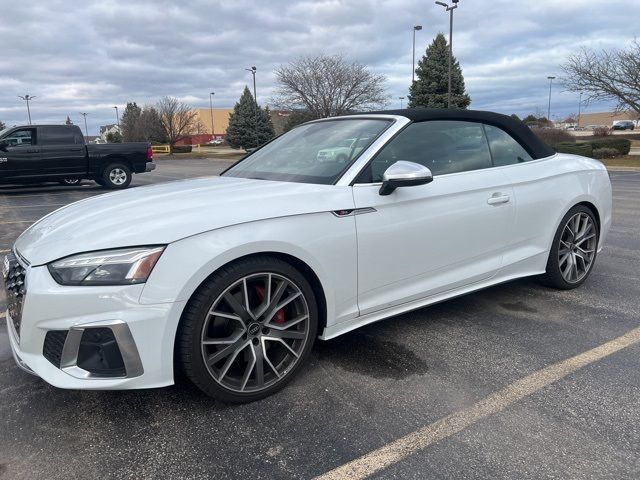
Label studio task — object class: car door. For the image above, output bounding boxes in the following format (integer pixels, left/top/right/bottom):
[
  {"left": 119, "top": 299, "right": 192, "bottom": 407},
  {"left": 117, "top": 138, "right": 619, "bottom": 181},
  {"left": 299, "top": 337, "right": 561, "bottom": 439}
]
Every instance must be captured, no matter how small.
[
  {"left": 352, "top": 120, "right": 515, "bottom": 316},
  {"left": 0, "top": 127, "right": 40, "bottom": 179},
  {"left": 36, "top": 125, "right": 87, "bottom": 176}
]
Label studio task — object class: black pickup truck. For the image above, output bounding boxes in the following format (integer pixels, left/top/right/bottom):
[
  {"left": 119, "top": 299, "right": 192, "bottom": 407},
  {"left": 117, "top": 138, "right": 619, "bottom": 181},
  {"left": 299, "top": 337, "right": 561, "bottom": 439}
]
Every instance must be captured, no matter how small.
[{"left": 0, "top": 124, "right": 155, "bottom": 189}]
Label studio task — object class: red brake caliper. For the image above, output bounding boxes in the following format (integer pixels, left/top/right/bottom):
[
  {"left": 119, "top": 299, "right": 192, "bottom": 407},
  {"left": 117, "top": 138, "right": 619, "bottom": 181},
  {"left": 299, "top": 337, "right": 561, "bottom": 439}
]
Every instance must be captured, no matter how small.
[{"left": 255, "top": 285, "right": 285, "bottom": 324}]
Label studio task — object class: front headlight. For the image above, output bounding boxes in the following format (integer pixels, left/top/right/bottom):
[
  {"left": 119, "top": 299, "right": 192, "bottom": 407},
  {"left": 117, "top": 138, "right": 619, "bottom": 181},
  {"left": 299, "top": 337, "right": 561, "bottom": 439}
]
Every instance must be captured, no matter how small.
[{"left": 48, "top": 246, "right": 165, "bottom": 286}]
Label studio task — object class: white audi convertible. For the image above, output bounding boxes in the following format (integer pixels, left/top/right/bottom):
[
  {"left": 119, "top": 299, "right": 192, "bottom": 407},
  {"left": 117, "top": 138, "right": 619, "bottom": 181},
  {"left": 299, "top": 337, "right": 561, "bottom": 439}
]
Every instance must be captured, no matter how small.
[{"left": 4, "top": 109, "right": 612, "bottom": 402}]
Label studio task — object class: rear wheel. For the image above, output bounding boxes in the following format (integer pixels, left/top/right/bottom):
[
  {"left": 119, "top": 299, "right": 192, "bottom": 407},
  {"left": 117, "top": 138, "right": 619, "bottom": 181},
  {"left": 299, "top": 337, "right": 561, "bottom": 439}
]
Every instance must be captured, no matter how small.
[
  {"left": 102, "top": 163, "right": 131, "bottom": 189},
  {"left": 541, "top": 205, "right": 599, "bottom": 289},
  {"left": 178, "top": 257, "right": 318, "bottom": 403}
]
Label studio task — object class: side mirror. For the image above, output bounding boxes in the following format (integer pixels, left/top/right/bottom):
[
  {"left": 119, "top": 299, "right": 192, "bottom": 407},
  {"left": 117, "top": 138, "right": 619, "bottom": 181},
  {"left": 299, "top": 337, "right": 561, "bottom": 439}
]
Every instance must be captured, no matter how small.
[
  {"left": 379, "top": 161, "right": 433, "bottom": 196},
  {"left": 0, "top": 140, "right": 7, "bottom": 151}
]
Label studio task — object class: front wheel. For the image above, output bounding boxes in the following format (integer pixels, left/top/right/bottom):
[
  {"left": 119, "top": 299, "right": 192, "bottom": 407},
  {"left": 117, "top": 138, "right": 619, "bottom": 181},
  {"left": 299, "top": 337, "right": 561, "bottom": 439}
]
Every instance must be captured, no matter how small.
[
  {"left": 541, "top": 205, "right": 599, "bottom": 289},
  {"left": 178, "top": 257, "right": 318, "bottom": 403},
  {"left": 102, "top": 163, "right": 131, "bottom": 189}
]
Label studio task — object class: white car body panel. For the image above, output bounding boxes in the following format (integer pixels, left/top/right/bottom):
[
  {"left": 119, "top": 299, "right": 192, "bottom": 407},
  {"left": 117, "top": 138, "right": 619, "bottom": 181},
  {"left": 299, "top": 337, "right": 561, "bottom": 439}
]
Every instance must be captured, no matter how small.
[{"left": 4, "top": 111, "right": 613, "bottom": 391}]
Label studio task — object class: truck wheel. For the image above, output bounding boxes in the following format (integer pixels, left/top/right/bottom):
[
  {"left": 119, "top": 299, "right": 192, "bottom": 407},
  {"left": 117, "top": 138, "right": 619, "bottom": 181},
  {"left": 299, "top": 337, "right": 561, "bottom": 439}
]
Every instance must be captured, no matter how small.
[
  {"left": 59, "top": 178, "right": 82, "bottom": 186},
  {"left": 102, "top": 163, "right": 131, "bottom": 189}
]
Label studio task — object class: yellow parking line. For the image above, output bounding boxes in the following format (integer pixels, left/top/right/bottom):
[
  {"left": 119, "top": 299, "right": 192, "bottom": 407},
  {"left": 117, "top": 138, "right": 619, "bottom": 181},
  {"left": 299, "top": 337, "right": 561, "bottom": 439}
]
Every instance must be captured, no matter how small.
[
  {"left": 315, "top": 326, "right": 640, "bottom": 480},
  {"left": 0, "top": 220, "right": 35, "bottom": 225},
  {"left": 0, "top": 312, "right": 5, "bottom": 319}
]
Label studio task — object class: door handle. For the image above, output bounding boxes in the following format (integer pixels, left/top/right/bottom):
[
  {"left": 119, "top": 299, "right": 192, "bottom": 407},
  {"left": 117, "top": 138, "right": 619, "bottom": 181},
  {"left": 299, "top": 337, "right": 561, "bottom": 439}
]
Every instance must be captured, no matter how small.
[
  {"left": 27, "top": 149, "right": 39, "bottom": 153},
  {"left": 487, "top": 193, "right": 510, "bottom": 205}
]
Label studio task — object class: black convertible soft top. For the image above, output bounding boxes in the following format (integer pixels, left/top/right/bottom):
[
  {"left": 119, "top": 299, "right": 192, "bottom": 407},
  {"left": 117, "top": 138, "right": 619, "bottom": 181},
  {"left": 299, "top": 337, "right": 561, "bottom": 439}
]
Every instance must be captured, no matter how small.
[{"left": 357, "top": 108, "right": 556, "bottom": 160}]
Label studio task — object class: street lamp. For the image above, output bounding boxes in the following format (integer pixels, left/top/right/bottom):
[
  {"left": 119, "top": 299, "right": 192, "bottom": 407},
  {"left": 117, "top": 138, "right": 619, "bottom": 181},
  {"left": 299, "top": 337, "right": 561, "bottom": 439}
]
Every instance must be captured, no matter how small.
[
  {"left": 209, "top": 91, "right": 215, "bottom": 140},
  {"left": 435, "top": 0, "right": 459, "bottom": 109},
  {"left": 399, "top": 97, "right": 405, "bottom": 109},
  {"left": 412, "top": 25, "right": 423, "bottom": 84},
  {"left": 245, "top": 66, "right": 259, "bottom": 148},
  {"left": 577, "top": 91, "right": 583, "bottom": 128},
  {"left": 547, "top": 76, "right": 556, "bottom": 121},
  {"left": 18, "top": 95, "right": 36, "bottom": 124},
  {"left": 113, "top": 106, "right": 120, "bottom": 128},
  {"left": 79, "top": 112, "right": 89, "bottom": 140}
]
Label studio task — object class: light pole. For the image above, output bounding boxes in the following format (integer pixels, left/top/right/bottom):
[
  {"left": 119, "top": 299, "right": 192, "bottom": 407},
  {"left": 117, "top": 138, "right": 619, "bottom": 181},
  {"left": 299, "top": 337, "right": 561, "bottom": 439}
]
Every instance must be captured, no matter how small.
[
  {"left": 245, "top": 66, "right": 257, "bottom": 104},
  {"left": 18, "top": 95, "right": 36, "bottom": 124},
  {"left": 412, "top": 25, "right": 423, "bottom": 84},
  {"left": 577, "top": 91, "right": 583, "bottom": 128},
  {"left": 245, "top": 66, "right": 258, "bottom": 148},
  {"left": 399, "top": 97, "right": 405, "bottom": 108},
  {"left": 435, "top": 0, "right": 459, "bottom": 109},
  {"left": 113, "top": 106, "right": 120, "bottom": 128},
  {"left": 79, "top": 112, "right": 89, "bottom": 140},
  {"left": 547, "top": 76, "right": 556, "bottom": 122},
  {"left": 209, "top": 91, "right": 215, "bottom": 140}
]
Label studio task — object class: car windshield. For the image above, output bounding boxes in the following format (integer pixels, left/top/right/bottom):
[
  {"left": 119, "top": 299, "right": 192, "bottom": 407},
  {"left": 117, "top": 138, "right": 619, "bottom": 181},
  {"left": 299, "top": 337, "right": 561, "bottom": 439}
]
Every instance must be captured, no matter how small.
[
  {"left": 223, "top": 118, "right": 392, "bottom": 184},
  {"left": 0, "top": 127, "right": 11, "bottom": 138}
]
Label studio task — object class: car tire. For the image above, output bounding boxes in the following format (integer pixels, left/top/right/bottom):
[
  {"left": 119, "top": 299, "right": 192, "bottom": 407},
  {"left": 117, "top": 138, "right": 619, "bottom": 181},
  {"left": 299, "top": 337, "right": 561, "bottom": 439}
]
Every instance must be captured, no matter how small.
[
  {"left": 541, "top": 205, "right": 599, "bottom": 290},
  {"left": 178, "top": 256, "right": 318, "bottom": 403},
  {"left": 102, "top": 163, "right": 131, "bottom": 189},
  {"left": 59, "top": 178, "right": 82, "bottom": 186}
]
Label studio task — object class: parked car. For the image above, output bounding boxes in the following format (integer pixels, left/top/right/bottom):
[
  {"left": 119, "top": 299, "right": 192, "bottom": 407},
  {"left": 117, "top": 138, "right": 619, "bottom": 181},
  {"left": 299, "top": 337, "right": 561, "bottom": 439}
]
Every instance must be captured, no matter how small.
[
  {"left": 612, "top": 120, "right": 635, "bottom": 131},
  {"left": 0, "top": 124, "right": 155, "bottom": 189},
  {"left": 4, "top": 109, "right": 612, "bottom": 402},
  {"left": 207, "top": 138, "right": 224, "bottom": 145}
]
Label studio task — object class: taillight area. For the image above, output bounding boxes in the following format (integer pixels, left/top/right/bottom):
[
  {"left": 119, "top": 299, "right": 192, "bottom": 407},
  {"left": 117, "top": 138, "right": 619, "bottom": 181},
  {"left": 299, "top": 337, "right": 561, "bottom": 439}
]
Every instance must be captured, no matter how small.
[{"left": 146, "top": 145, "right": 153, "bottom": 161}]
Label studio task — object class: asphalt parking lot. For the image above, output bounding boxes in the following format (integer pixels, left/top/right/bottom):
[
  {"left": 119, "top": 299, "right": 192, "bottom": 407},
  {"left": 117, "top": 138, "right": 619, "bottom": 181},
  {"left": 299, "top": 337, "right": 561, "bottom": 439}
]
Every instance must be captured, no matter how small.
[{"left": 1, "top": 161, "right": 639, "bottom": 479}]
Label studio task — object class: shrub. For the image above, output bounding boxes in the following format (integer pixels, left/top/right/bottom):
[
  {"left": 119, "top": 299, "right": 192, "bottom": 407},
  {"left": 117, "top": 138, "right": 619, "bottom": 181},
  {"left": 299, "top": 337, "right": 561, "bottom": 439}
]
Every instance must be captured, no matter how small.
[
  {"left": 555, "top": 142, "right": 593, "bottom": 156},
  {"left": 533, "top": 128, "right": 575, "bottom": 146},
  {"left": 592, "top": 147, "right": 619, "bottom": 159},
  {"left": 588, "top": 137, "right": 631, "bottom": 155},
  {"left": 592, "top": 126, "right": 611, "bottom": 137}
]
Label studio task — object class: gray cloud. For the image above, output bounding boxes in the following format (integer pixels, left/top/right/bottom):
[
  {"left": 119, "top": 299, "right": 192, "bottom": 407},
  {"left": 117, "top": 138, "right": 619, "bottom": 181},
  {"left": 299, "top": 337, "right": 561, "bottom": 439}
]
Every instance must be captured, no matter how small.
[{"left": 0, "top": 0, "right": 637, "bottom": 134}]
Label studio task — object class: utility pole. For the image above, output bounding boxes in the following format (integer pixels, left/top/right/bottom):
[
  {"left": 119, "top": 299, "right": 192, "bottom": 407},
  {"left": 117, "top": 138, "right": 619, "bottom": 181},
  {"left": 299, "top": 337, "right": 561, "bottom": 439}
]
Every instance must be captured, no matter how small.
[
  {"left": 577, "top": 91, "right": 583, "bottom": 128},
  {"left": 80, "top": 112, "right": 89, "bottom": 140},
  {"left": 209, "top": 91, "right": 215, "bottom": 140},
  {"left": 18, "top": 95, "right": 36, "bottom": 124},
  {"left": 412, "top": 25, "right": 423, "bottom": 84},
  {"left": 399, "top": 97, "right": 405, "bottom": 109},
  {"left": 435, "top": 0, "right": 459, "bottom": 108}
]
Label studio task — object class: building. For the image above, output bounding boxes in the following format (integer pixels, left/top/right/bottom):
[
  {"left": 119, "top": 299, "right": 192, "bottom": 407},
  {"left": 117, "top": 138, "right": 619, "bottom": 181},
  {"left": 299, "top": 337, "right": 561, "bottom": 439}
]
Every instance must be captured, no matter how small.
[
  {"left": 174, "top": 108, "right": 292, "bottom": 146},
  {"left": 578, "top": 110, "right": 639, "bottom": 128},
  {"left": 99, "top": 124, "right": 121, "bottom": 142}
]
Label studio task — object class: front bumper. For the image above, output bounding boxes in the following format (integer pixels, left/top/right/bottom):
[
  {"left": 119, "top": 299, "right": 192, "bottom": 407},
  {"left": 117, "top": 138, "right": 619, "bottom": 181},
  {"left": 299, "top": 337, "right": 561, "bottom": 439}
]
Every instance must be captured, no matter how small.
[
  {"left": 145, "top": 162, "right": 157, "bottom": 172},
  {"left": 4, "top": 262, "right": 186, "bottom": 390}
]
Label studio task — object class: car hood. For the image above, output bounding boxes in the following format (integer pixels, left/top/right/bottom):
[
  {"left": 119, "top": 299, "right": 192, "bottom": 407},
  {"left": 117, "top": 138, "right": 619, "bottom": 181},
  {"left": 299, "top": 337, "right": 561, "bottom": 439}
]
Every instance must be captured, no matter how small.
[{"left": 15, "top": 176, "right": 354, "bottom": 265}]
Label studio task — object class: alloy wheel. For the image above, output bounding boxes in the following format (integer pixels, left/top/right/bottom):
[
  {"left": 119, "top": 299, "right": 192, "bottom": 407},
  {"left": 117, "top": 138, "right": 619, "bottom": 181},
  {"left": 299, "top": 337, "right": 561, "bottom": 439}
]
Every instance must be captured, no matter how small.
[
  {"left": 558, "top": 212, "right": 597, "bottom": 283},
  {"left": 109, "top": 168, "right": 127, "bottom": 185},
  {"left": 200, "top": 272, "right": 310, "bottom": 393}
]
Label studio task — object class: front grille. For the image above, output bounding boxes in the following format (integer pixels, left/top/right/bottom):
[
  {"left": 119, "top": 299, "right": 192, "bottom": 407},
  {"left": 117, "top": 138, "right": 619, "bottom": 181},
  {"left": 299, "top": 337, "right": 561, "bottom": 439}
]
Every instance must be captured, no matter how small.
[
  {"left": 43, "top": 330, "right": 69, "bottom": 368},
  {"left": 3, "top": 252, "right": 26, "bottom": 338}
]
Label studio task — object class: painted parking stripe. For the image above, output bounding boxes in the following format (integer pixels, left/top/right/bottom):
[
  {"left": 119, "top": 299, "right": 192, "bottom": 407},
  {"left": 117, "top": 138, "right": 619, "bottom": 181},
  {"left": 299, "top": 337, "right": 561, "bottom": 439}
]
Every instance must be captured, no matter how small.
[
  {"left": 0, "top": 312, "right": 5, "bottom": 319},
  {"left": 315, "top": 326, "right": 640, "bottom": 480}
]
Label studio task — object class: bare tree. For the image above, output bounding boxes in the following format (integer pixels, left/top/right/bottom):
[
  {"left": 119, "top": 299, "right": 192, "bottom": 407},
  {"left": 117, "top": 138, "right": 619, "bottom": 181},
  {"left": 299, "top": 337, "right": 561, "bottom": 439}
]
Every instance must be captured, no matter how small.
[
  {"left": 562, "top": 39, "right": 640, "bottom": 115},
  {"left": 156, "top": 96, "right": 198, "bottom": 152},
  {"left": 274, "top": 54, "right": 388, "bottom": 117}
]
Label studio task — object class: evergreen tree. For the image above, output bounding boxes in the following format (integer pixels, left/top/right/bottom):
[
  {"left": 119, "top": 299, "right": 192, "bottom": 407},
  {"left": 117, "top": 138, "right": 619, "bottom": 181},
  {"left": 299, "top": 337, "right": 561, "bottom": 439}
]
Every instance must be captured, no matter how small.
[
  {"left": 227, "top": 87, "right": 276, "bottom": 149},
  {"left": 65, "top": 115, "right": 73, "bottom": 125},
  {"left": 121, "top": 102, "right": 142, "bottom": 142},
  {"left": 0, "top": 120, "right": 5, "bottom": 130},
  {"left": 408, "top": 33, "right": 471, "bottom": 109}
]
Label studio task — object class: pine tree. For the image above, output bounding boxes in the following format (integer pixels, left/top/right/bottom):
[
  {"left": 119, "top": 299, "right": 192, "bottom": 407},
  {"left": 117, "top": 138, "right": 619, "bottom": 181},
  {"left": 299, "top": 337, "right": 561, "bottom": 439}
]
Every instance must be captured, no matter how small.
[
  {"left": 226, "top": 87, "right": 276, "bottom": 149},
  {"left": 408, "top": 33, "right": 471, "bottom": 109},
  {"left": 121, "top": 102, "right": 142, "bottom": 142},
  {"left": 65, "top": 115, "right": 73, "bottom": 125}
]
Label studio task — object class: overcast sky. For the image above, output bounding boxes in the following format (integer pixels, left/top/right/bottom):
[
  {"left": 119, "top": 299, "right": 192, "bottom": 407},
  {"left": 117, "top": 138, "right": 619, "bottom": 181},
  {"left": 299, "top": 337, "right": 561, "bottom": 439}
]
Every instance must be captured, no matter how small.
[{"left": 1, "top": 0, "right": 638, "bottom": 134}]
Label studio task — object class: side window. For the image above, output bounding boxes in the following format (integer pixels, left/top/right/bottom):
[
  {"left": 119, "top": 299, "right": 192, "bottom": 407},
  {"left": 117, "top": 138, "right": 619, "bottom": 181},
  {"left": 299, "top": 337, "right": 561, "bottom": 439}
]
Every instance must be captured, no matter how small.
[
  {"left": 39, "top": 126, "right": 76, "bottom": 146},
  {"left": 359, "top": 120, "right": 493, "bottom": 182},
  {"left": 483, "top": 124, "right": 533, "bottom": 166},
  {"left": 3, "top": 129, "right": 35, "bottom": 146}
]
